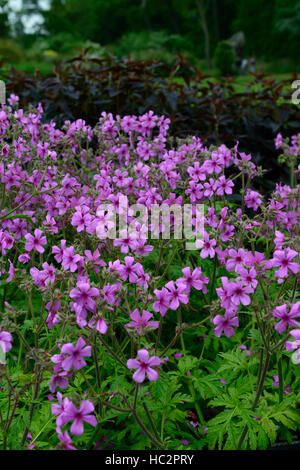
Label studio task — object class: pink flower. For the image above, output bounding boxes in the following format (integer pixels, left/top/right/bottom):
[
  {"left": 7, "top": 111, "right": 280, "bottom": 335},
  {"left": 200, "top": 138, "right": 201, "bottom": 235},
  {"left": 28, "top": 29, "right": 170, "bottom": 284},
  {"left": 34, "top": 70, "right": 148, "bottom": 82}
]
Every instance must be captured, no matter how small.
[
  {"left": 18, "top": 253, "right": 30, "bottom": 264},
  {"left": 88, "top": 315, "right": 108, "bottom": 334},
  {"left": 125, "top": 309, "right": 159, "bottom": 333},
  {"left": 117, "top": 256, "right": 139, "bottom": 283},
  {"left": 215, "top": 175, "right": 234, "bottom": 195},
  {"left": 165, "top": 280, "right": 189, "bottom": 310},
  {"left": 51, "top": 392, "right": 71, "bottom": 429},
  {"left": 48, "top": 371, "right": 69, "bottom": 393},
  {"left": 64, "top": 400, "right": 97, "bottom": 436},
  {"left": 57, "top": 430, "right": 76, "bottom": 450},
  {"left": 198, "top": 232, "right": 216, "bottom": 259},
  {"left": 0, "top": 330, "right": 12, "bottom": 352},
  {"left": 212, "top": 313, "right": 239, "bottom": 338},
  {"left": 60, "top": 337, "right": 92, "bottom": 371},
  {"left": 272, "top": 249, "right": 299, "bottom": 280},
  {"left": 52, "top": 239, "right": 67, "bottom": 263},
  {"left": 25, "top": 229, "right": 47, "bottom": 253},
  {"left": 69, "top": 281, "right": 100, "bottom": 312},
  {"left": 230, "top": 281, "right": 253, "bottom": 306},
  {"left": 177, "top": 267, "right": 209, "bottom": 294},
  {"left": 153, "top": 287, "right": 171, "bottom": 316},
  {"left": 244, "top": 189, "right": 262, "bottom": 211},
  {"left": 62, "top": 246, "right": 82, "bottom": 272},
  {"left": 127, "top": 349, "right": 161, "bottom": 383},
  {"left": 236, "top": 266, "right": 258, "bottom": 289},
  {"left": 226, "top": 248, "right": 246, "bottom": 272},
  {"left": 273, "top": 302, "right": 300, "bottom": 333},
  {"left": 71, "top": 205, "right": 92, "bottom": 232},
  {"left": 286, "top": 329, "right": 300, "bottom": 362}
]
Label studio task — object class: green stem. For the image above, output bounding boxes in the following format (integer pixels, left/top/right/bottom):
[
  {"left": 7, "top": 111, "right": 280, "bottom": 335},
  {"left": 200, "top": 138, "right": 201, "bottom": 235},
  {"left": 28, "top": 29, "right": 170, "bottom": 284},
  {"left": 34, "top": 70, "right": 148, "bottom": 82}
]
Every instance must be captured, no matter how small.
[
  {"left": 209, "top": 255, "right": 218, "bottom": 303},
  {"left": 237, "top": 351, "right": 271, "bottom": 449},
  {"left": 142, "top": 400, "right": 161, "bottom": 443},
  {"left": 278, "top": 355, "right": 283, "bottom": 403}
]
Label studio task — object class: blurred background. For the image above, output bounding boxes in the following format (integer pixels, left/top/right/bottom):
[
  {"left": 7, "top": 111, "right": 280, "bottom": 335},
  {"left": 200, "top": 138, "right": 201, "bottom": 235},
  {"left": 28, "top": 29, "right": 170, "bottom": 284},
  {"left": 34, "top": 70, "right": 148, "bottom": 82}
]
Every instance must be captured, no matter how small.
[{"left": 0, "top": 0, "right": 299, "bottom": 77}]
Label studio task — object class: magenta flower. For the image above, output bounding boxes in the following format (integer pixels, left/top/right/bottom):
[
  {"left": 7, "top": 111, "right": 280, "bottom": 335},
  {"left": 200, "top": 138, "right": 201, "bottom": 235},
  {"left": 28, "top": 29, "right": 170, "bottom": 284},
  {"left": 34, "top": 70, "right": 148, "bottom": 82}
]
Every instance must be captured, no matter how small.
[
  {"left": 57, "top": 430, "right": 76, "bottom": 450},
  {"left": 273, "top": 302, "right": 300, "bottom": 333},
  {"left": 127, "top": 349, "right": 161, "bottom": 383},
  {"left": 71, "top": 205, "right": 92, "bottom": 233},
  {"left": 70, "top": 281, "right": 100, "bottom": 312},
  {"left": 51, "top": 392, "right": 71, "bottom": 429},
  {"left": 177, "top": 267, "right": 209, "bottom": 294},
  {"left": 62, "top": 246, "right": 82, "bottom": 272},
  {"left": 60, "top": 337, "right": 92, "bottom": 371},
  {"left": 199, "top": 232, "right": 216, "bottom": 259},
  {"left": 226, "top": 248, "right": 246, "bottom": 272},
  {"left": 125, "top": 308, "right": 159, "bottom": 333},
  {"left": 212, "top": 313, "right": 239, "bottom": 338},
  {"left": 0, "top": 330, "right": 12, "bottom": 352},
  {"left": 165, "top": 280, "right": 189, "bottom": 310},
  {"left": 244, "top": 189, "right": 262, "bottom": 211},
  {"left": 230, "top": 281, "right": 253, "bottom": 306},
  {"left": 25, "top": 229, "right": 47, "bottom": 253},
  {"left": 153, "top": 287, "right": 171, "bottom": 316},
  {"left": 48, "top": 371, "right": 69, "bottom": 393},
  {"left": 272, "top": 249, "right": 299, "bottom": 280},
  {"left": 88, "top": 315, "right": 108, "bottom": 334},
  {"left": 215, "top": 175, "right": 234, "bottom": 196},
  {"left": 286, "top": 329, "right": 300, "bottom": 363},
  {"left": 64, "top": 400, "right": 97, "bottom": 436},
  {"left": 117, "top": 256, "right": 139, "bottom": 283},
  {"left": 236, "top": 266, "right": 258, "bottom": 289},
  {"left": 52, "top": 239, "right": 67, "bottom": 263}
]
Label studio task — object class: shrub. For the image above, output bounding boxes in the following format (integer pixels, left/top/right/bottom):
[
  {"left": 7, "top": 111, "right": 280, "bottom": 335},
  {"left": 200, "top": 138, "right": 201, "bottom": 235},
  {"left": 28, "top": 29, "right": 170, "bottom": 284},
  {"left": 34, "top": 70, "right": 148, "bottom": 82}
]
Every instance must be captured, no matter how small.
[
  {"left": 112, "top": 30, "right": 194, "bottom": 64},
  {"left": 2, "top": 52, "right": 300, "bottom": 193},
  {"left": 214, "top": 41, "right": 235, "bottom": 76},
  {"left": 0, "top": 38, "right": 24, "bottom": 63}
]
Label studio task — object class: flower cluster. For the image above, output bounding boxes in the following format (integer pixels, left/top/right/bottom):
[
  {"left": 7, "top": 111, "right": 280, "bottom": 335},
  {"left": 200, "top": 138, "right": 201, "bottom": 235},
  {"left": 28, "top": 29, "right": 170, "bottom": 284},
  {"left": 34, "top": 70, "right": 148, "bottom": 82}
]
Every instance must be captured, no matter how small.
[{"left": 0, "top": 101, "right": 299, "bottom": 450}]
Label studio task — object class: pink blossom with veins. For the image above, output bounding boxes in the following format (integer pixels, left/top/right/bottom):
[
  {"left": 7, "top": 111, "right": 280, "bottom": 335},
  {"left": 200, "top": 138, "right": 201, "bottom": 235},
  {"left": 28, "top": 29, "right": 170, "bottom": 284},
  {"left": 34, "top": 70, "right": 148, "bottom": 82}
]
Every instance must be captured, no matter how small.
[
  {"left": 198, "top": 232, "right": 216, "bottom": 259},
  {"left": 52, "top": 239, "right": 67, "bottom": 263},
  {"left": 69, "top": 281, "right": 100, "bottom": 312},
  {"left": 165, "top": 280, "right": 189, "bottom": 310},
  {"left": 88, "top": 315, "right": 108, "bottom": 334},
  {"left": 153, "top": 287, "right": 171, "bottom": 316},
  {"left": 212, "top": 313, "right": 239, "bottom": 338},
  {"left": 0, "top": 330, "right": 12, "bottom": 352},
  {"left": 215, "top": 175, "right": 234, "bottom": 196},
  {"left": 202, "top": 152, "right": 223, "bottom": 174},
  {"left": 125, "top": 309, "right": 159, "bottom": 333},
  {"left": 51, "top": 392, "right": 71, "bottom": 430},
  {"left": 71, "top": 205, "right": 92, "bottom": 232},
  {"left": 117, "top": 256, "right": 139, "bottom": 283},
  {"left": 63, "top": 400, "right": 97, "bottom": 436},
  {"left": 216, "top": 276, "right": 235, "bottom": 310},
  {"left": 225, "top": 248, "right": 246, "bottom": 272},
  {"left": 25, "top": 229, "right": 47, "bottom": 253},
  {"left": 176, "top": 266, "right": 209, "bottom": 294},
  {"left": 60, "top": 337, "right": 92, "bottom": 372},
  {"left": 230, "top": 281, "right": 253, "bottom": 306},
  {"left": 57, "top": 430, "right": 76, "bottom": 450},
  {"left": 236, "top": 266, "right": 258, "bottom": 289},
  {"left": 127, "top": 349, "right": 161, "bottom": 383},
  {"left": 273, "top": 302, "right": 300, "bottom": 333},
  {"left": 62, "top": 246, "right": 82, "bottom": 272},
  {"left": 272, "top": 248, "right": 299, "bottom": 280}
]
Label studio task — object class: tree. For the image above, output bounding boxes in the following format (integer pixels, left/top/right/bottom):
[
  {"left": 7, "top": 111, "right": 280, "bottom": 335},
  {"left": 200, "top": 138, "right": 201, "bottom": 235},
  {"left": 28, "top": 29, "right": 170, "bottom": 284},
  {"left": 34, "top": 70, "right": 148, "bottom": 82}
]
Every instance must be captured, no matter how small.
[
  {"left": 214, "top": 40, "right": 235, "bottom": 75},
  {"left": 0, "top": 0, "right": 11, "bottom": 37},
  {"left": 196, "top": 0, "right": 212, "bottom": 69}
]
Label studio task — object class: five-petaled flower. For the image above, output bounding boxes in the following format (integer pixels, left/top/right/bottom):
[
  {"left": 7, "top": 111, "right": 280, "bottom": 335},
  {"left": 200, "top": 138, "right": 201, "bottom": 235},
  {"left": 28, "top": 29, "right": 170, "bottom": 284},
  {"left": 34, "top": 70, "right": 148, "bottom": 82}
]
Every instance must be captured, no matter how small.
[
  {"left": 60, "top": 337, "right": 92, "bottom": 371},
  {"left": 127, "top": 349, "right": 161, "bottom": 383}
]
